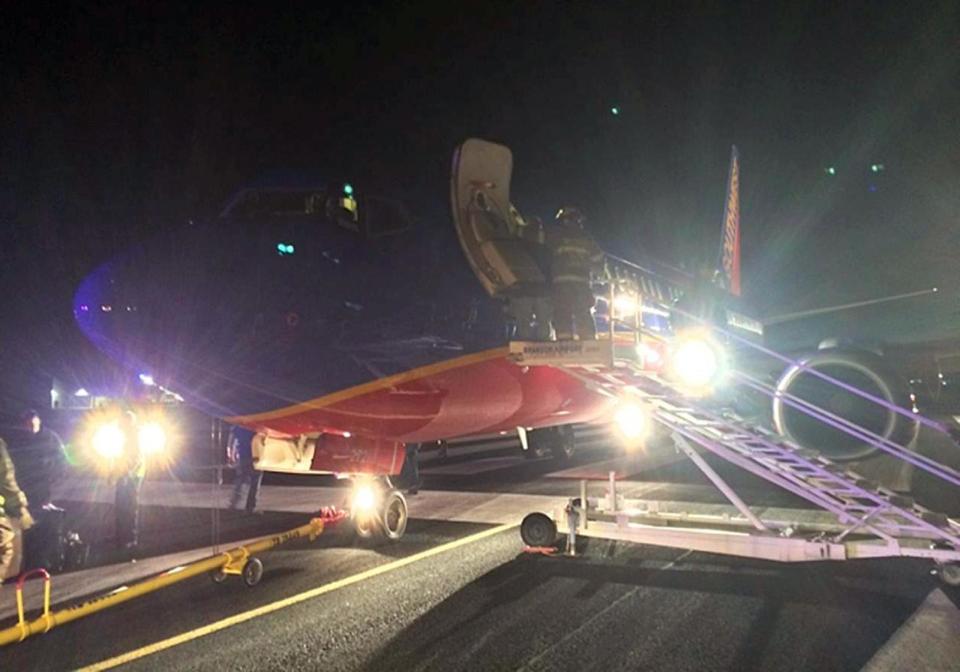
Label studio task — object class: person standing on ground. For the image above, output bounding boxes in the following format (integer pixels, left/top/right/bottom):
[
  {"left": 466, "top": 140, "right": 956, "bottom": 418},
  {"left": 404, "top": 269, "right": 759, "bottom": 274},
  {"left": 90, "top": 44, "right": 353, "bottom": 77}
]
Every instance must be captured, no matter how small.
[
  {"left": 228, "top": 426, "right": 263, "bottom": 513},
  {"left": 0, "top": 434, "right": 33, "bottom": 579},
  {"left": 397, "top": 443, "right": 420, "bottom": 495},
  {"left": 8, "top": 409, "right": 67, "bottom": 569},
  {"left": 8, "top": 409, "right": 66, "bottom": 508},
  {"left": 114, "top": 411, "right": 145, "bottom": 556}
]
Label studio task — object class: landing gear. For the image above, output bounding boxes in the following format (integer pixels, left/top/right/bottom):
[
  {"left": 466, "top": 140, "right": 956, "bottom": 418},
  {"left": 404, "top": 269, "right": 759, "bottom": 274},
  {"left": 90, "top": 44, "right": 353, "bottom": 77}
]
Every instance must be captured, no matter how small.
[
  {"left": 354, "top": 512, "right": 376, "bottom": 539},
  {"left": 523, "top": 429, "right": 551, "bottom": 459},
  {"left": 350, "top": 477, "right": 408, "bottom": 541},
  {"left": 523, "top": 426, "right": 577, "bottom": 461},
  {"left": 552, "top": 425, "right": 577, "bottom": 460}
]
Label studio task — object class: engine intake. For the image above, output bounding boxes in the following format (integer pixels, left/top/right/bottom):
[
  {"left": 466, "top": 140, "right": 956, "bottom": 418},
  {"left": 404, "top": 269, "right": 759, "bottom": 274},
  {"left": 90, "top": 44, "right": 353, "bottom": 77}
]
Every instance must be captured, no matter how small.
[{"left": 772, "top": 349, "right": 918, "bottom": 461}]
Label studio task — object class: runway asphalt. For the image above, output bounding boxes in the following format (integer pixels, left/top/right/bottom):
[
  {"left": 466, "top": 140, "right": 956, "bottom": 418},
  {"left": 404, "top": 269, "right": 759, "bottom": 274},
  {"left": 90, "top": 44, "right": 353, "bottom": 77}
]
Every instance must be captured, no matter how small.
[{"left": 2, "top": 431, "right": 959, "bottom": 671}]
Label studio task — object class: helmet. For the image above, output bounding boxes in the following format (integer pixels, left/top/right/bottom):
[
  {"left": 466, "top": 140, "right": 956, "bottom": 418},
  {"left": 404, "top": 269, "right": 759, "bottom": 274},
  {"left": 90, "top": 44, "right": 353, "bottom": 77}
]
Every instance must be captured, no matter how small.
[{"left": 555, "top": 206, "right": 585, "bottom": 229}]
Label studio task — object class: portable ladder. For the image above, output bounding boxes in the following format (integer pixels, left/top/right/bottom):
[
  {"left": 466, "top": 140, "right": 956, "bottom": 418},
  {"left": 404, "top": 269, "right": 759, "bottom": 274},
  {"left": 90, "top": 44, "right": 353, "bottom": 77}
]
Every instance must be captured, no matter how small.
[{"left": 514, "top": 339, "right": 960, "bottom": 585}]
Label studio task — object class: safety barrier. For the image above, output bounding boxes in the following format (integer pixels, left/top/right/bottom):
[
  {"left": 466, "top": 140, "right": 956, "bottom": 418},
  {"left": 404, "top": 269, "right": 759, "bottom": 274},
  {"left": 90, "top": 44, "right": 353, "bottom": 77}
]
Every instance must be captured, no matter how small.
[
  {"left": 14, "top": 569, "right": 52, "bottom": 642},
  {"left": 0, "top": 511, "right": 342, "bottom": 648}
]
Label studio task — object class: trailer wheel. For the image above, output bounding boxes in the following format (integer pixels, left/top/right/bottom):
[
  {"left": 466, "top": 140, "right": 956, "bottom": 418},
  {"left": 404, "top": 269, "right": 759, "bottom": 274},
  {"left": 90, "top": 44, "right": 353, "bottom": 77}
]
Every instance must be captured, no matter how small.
[
  {"left": 521, "top": 513, "right": 558, "bottom": 548},
  {"left": 243, "top": 557, "right": 264, "bottom": 587},
  {"left": 940, "top": 563, "right": 960, "bottom": 587}
]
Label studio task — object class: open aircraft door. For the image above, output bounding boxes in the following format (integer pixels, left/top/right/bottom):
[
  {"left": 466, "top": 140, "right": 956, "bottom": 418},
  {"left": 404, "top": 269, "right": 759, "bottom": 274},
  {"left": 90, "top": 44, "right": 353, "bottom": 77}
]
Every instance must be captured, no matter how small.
[{"left": 450, "top": 138, "right": 545, "bottom": 297}]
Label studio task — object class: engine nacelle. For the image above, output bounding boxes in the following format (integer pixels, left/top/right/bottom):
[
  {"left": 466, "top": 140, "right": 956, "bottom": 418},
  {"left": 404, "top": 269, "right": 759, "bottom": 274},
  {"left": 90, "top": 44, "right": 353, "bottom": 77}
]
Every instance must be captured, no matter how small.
[{"left": 772, "top": 348, "right": 918, "bottom": 461}]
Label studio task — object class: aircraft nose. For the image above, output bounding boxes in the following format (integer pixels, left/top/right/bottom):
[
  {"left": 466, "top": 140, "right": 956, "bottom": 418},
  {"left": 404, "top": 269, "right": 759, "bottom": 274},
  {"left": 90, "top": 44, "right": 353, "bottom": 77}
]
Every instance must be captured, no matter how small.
[
  {"left": 72, "top": 223, "right": 283, "bottom": 414},
  {"left": 74, "top": 258, "right": 123, "bottom": 357}
]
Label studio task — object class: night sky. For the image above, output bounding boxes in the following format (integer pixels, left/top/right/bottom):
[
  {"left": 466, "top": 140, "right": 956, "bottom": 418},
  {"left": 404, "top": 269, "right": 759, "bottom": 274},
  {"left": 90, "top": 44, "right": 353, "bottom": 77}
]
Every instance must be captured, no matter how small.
[{"left": 2, "top": 1, "right": 958, "bottom": 408}]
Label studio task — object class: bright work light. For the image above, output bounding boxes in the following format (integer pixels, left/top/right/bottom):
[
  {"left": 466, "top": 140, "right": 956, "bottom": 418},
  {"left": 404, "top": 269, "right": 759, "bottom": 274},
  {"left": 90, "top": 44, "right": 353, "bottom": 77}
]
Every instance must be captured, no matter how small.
[
  {"left": 352, "top": 483, "right": 377, "bottom": 512},
  {"left": 671, "top": 336, "right": 726, "bottom": 390},
  {"left": 614, "top": 402, "right": 648, "bottom": 442},
  {"left": 92, "top": 423, "right": 125, "bottom": 460},
  {"left": 137, "top": 422, "right": 168, "bottom": 455},
  {"left": 613, "top": 294, "right": 639, "bottom": 316}
]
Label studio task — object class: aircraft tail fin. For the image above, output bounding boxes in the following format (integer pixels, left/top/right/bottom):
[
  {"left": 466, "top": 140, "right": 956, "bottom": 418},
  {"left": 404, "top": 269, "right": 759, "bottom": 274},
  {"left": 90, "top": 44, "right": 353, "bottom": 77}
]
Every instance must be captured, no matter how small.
[{"left": 715, "top": 145, "right": 741, "bottom": 296}]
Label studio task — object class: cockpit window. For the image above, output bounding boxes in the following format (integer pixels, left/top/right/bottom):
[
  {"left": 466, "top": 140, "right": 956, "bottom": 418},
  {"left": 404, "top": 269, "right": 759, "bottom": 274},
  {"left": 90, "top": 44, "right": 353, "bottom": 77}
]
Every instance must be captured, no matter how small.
[
  {"left": 220, "top": 186, "right": 412, "bottom": 239},
  {"left": 325, "top": 194, "right": 360, "bottom": 232},
  {"left": 363, "top": 197, "right": 413, "bottom": 238},
  {"left": 228, "top": 189, "right": 326, "bottom": 218}
]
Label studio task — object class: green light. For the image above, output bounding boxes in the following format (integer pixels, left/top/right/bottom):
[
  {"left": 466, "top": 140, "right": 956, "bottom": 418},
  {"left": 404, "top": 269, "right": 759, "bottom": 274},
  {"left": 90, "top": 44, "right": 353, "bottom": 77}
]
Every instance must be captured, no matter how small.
[
  {"left": 610, "top": 107, "right": 620, "bottom": 116},
  {"left": 343, "top": 183, "right": 354, "bottom": 196},
  {"left": 870, "top": 163, "right": 884, "bottom": 173},
  {"left": 276, "top": 242, "right": 295, "bottom": 256},
  {"left": 825, "top": 166, "right": 836, "bottom": 176}
]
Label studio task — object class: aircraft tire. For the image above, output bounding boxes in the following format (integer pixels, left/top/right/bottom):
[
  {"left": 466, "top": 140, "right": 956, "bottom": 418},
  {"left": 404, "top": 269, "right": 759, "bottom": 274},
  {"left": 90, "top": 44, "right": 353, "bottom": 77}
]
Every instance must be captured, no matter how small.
[
  {"left": 380, "top": 490, "right": 408, "bottom": 541},
  {"left": 524, "top": 426, "right": 575, "bottom": 460},
  {"left": 354, "top": 514, "right": 376, "bottom": 539},
  {"left": 523, "top": 429, "right": 552, "bottom": 460},
  {"left": 549, "top": 425, "right": 577, "bottom": 461}
]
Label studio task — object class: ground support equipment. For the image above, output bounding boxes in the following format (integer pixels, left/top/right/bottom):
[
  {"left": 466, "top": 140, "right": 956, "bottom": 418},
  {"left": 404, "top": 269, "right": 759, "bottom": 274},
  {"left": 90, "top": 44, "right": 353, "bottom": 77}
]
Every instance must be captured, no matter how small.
[
  {"left": 1, "top": 511, "right": 340, "bottom": 647},
  {"left": 516, "top": 341, "right": 960, "bottom": 585}
]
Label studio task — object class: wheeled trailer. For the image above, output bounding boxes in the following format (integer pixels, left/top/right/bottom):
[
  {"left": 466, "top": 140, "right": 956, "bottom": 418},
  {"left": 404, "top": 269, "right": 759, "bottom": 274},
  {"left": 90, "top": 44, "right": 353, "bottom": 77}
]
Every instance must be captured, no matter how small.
[{"left": 515, "top": 342, "right": 960, "bottom": 586}]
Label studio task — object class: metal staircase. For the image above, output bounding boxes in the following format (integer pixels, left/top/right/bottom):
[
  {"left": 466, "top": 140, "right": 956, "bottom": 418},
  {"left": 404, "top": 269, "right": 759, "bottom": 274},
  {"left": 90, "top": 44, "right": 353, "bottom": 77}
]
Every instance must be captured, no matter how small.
[{"left": 516, "top": 338, "right": 960, "bottom": 583}]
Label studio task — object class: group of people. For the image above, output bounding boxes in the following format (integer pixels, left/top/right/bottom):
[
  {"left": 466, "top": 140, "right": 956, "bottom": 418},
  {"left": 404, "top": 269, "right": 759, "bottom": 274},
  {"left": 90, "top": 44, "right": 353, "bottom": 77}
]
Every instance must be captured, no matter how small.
[
  {"left": 0, "top": 409, "right": 433, "bottom": 580},
  {"left": 0, "top": 408, "right": 276, "bottom": 579},
  {"left": 509, "top": 206, "right": 604, "bottom": 342}
]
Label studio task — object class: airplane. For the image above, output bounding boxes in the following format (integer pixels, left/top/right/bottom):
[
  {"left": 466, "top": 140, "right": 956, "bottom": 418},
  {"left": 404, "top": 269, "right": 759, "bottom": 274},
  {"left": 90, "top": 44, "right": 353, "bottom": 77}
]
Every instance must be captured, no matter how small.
[{"left": 72, "top": 138, "right": 955, "bottom": 540}]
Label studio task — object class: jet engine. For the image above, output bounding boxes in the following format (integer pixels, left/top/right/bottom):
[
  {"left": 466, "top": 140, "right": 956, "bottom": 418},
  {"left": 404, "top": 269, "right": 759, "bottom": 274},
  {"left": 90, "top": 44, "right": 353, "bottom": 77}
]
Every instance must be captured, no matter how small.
[{"left": 772, "top": 348, "right": 918, "bottom": 461}]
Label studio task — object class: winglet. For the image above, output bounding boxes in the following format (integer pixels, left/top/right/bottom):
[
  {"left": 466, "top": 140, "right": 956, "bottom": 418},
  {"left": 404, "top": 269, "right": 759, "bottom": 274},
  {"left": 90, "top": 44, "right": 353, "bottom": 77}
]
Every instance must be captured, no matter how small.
[{"left": 716, "top": 145, "right": 741, "bottom": 296}]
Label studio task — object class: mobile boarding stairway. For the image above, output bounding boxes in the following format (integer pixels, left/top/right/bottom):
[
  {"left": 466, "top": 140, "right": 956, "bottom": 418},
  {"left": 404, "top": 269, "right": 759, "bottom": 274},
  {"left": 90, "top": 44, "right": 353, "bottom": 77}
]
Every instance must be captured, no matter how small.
[{"left": 512, "top": 300, "right": 960, "bottom": 586}]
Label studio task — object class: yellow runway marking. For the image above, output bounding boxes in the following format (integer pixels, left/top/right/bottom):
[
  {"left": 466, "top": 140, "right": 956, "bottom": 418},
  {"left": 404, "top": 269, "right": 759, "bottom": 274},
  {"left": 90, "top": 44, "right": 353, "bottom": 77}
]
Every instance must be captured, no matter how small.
[{"left": 78, "top": 522, "right": 517, "bottom": 671}]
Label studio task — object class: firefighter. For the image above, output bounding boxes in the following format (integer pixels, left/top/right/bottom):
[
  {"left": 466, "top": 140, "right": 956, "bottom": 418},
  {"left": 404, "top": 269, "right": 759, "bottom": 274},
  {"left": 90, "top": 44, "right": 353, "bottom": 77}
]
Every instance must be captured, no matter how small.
[
  {"left": 9, "top": 409, "right": 66, "bottom": 509},
  {"left": 228, "top": 425, "right": 263, "bottom": 513},
  {"left": 549, "top": 207, "right": 603, "bottom": 340},
  {"left": 519, "top": 215, "right": 553, "bottom": 340},
  {"left": 505, "top": 214, "right": 552, "bottom": 341},
  {"left": 0, "top": 434, "right": 33, "bottom": 579},
  {"left": 396, "top": 443, "right": 421, "bottom": 495},
  {"left": 114, "top": 410, "right": 145, "bottom": 556},
  {"left": 8, "top": 409, "right": 68, "bottom": 570}
]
